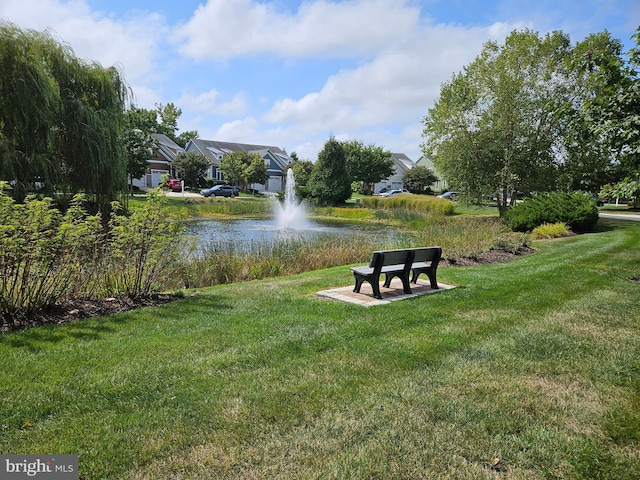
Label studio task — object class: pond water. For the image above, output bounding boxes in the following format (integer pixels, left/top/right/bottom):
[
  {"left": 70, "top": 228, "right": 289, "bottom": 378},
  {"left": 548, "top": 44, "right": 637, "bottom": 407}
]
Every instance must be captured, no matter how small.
[{"left": 183, "top": 217, "right": 402, "bottom": 254}]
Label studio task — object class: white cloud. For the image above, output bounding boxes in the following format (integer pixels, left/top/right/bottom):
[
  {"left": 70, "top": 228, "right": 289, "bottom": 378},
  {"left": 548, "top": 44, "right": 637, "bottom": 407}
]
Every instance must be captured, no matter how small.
[
  {"left": 263, "top": 21, "right": 514, "bottom": 140},
  {"left": 176, "top": 89, "right": 249, "bottom": 116},
  {"left": 174, "top": 0, "right": 421, "bottom": 60},
  {"left": 0, "top": 0, "right": 165, "bottom": 84}
]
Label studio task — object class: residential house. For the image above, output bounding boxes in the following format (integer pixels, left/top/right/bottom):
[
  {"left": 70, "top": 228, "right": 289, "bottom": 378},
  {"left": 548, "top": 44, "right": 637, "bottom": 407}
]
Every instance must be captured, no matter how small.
[
  {"left": 416, "top": 155, "right": 447, "bottom": 192},
  {"left": 373, "top": 153, "right": 416, "bottom": 194},
  {"left": 185, "top": 139, "right": 293, "bottom": 192},
  {"left": 130, "top": 133, "right": 184, "bottom": 189}
]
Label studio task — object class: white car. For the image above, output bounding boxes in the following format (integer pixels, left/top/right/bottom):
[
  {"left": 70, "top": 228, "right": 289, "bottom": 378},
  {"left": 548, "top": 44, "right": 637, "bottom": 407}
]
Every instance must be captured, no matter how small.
[
  {"left": 437, "top": 191, "right": 459, "bottom": 200},
  {"left": 381, "top": 189, "right": 410, "bottom": 197}
]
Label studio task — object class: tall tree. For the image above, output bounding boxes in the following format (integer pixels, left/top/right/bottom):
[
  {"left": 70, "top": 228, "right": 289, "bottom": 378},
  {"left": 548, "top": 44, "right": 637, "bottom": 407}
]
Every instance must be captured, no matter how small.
[
  {"left": 172, "top": 151, "right": 209, "bottom": 188},
  {"left": 0, "top": 23, "right": 59, "bottom": 200},
  {"left": 0, "top": 22, "right": 129, "bottom": 215},
  {"left": 342, "top": 140, "right": 395, "bottom": 195},
  {"left": 220, "top": 151, "right": 251, "bottom": 187},
  {"left": 123, "top": 107, "right": 158, "bottom": 195},
  {"left": 558, "top": 30, "right": 630, "bottom": 194},
  {"left": 289, "top": 159, "right": 314, "bottom": 187},
  {"left": 422, "top": 29, "right": 577, "bottom": 214},
  {"left": 155, "top": 102, "right": 198, "bottom": 147},
  {"left": 308, "top": 137, "right": 352, "bottom": 206},
  {"left": 244, "top": 154, "right": 269, "bottom": 192},
  {"left": 576, "top": 28, "right": 640, "bottom": 181}
]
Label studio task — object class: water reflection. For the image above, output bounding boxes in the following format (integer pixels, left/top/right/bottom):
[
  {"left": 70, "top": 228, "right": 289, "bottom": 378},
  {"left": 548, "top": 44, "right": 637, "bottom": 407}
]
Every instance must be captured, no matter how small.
[{"left": 183, "top": 218, "right": 400, "bottom": 255}]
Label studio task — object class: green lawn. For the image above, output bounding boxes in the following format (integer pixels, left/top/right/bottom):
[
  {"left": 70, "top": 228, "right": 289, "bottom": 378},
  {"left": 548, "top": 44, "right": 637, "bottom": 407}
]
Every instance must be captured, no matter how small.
[{"left": 1, "top": 220, "right": 639, "bottom": 479}]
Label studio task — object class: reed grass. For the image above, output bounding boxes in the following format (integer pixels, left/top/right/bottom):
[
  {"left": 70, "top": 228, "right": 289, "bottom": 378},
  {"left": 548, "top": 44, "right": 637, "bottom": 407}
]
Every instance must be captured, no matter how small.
[
  {"left": 361, "top": 194, "right": 456, "bottom": 215},
  {"left": 129, "top": 196, "right": 273, "bottom": 219},
  {"left": 174, "top": 216, "right": 527, "bottom": 289}
]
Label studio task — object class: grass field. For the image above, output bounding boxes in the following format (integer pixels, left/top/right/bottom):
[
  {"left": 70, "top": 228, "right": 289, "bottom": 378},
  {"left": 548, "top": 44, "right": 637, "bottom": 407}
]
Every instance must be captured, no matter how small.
[{"left": 0, "top": 219, "right": 639, "bottom": 479}]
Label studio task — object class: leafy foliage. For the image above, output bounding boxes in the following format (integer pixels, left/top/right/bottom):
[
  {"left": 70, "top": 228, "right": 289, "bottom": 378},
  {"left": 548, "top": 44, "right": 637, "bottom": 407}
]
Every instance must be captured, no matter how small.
[
  {"left": 154, "top": 102, "right": 199, "bottom": 148},
  {"left": 123, "top": 107, "right": 158, "bottom": 194},
  {"left": 599, "top": 179, "right": 640, "bottom": 207},
  {"left": 0, "top": 21, "right": 128, "bottom": 215},
  {"left": 0, "top": 188, "right": 186, "bottom": 318},
  {"left": 422, "top": 29, "right": 632, "bottom": 215},
  {"left": 403, "top": 165, "right": 438, "bottom": 193},
  {"left": 504, "top": 192, "right": 599, "bottom": 233},
  {"left": 173, "top": 151, "right": 210, "bottom": 188},
  {"left": 105, "top": 189, "right": 186, "bottom": 297},
  {"left": 577, "top": 28, "right": 640, "bottom": 181},
  {"left": 308, "top": 137, "right": 352, "bottom": 206},
  {"left": 219, "top": 151, "right": 268, "bottom": 191},
  {"left": 341, "top": 140, "right": 395, "bottom": 195}
]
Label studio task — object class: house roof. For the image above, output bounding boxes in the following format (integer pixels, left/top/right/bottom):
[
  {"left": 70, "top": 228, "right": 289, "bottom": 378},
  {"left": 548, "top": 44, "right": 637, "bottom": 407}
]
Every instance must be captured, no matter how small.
[
  {"left": 150, "top": 133, "right": 184, "bottom": 162},
  {"left": 391, "top": 153, "right": 416, "bottom": 173},
  {"left": 188, "top": 139, "right": 293, "bottom": 168}
]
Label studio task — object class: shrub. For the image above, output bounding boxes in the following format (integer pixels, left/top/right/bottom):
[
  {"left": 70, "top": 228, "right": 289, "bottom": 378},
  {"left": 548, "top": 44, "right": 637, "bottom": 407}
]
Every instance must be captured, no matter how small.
[
  {"left": 105, "top": 189, "right": 187, "bottom": 297},
  {"left": 531, "top": 223, "right": 571, "bottom": 239},
  {"left": 505, "top": 192, "right": 598, "bottom": 233},
  {"left": 360, "top": 195, "right": 455, "bottom": 215},
  {"left": 0, "top": 188, "right": 188, "bottom": 319}
]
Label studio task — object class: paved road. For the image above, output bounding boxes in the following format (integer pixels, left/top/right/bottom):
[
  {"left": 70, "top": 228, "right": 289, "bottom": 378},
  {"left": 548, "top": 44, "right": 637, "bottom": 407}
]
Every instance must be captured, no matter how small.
[{"left": 599, "top": 213, "right": 640, "bottom": 222}]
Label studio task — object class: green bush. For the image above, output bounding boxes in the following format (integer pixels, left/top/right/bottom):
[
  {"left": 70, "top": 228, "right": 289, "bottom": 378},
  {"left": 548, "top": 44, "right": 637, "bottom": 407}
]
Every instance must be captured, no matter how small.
[
  {"left": 0, "top": 188, "right": 187, "bottom": 319},
  {"left": 505, "top": 192, "right": 598, "bottom": 233},
  {"left": 531, "top": 222, "right": 571, "bottom": 239}
]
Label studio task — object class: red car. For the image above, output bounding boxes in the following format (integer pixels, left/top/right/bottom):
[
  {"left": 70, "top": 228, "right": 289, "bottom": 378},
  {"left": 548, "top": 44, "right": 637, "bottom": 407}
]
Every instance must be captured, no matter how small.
[{"left": 167, "top": 178, "right": 182, "bottom": 192}]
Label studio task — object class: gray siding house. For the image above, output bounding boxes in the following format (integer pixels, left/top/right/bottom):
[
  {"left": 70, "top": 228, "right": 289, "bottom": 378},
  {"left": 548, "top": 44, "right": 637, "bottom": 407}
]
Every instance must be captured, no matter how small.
[
  {"left": 185, "top": 139, "right": 293, "bottom": 192},
  {"left": 373, "top": 153, "right": 416, "bottom": 194}
]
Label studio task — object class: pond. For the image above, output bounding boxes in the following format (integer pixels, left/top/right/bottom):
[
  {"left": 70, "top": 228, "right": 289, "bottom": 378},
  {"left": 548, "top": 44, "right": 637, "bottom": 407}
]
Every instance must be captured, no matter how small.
[{"left": 183, "top": 217, "right": 403, "bottom": 254}]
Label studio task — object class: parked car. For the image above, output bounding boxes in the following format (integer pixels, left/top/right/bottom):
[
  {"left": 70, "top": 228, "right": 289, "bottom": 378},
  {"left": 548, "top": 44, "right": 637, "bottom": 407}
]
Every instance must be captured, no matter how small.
[
  {"left": 200, "top": 185, "right": 238, "bottom": 197},
  {"left": 381, "top": 189, "right": 410, "bottom": 197},
  {"left": 167, "top": 178, "right": 183, "bottom": 192},
  {"left": 437, "top": 191, "right": 459, "bottom": 201}
]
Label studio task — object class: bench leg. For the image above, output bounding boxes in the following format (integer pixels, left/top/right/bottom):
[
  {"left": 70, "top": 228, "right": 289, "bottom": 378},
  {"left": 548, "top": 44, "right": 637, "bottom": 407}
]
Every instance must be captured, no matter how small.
[
  {"left": 411, "top": 268, "right": 439, "bottom": 289},
  {"left": 427, "top": 271, "right": 439, "bottom": 289},
  {"left": 400, "top": 275, "right": 412, "bottom": 294},
  {"left": 370, "top": 280, "right": 382, "bottom": 299},
  {"left": 383, "top": 273, "right": 412, "bottom": 294},
  {"left": 353, "top": 274, "right": 383, "bottom": 299}
]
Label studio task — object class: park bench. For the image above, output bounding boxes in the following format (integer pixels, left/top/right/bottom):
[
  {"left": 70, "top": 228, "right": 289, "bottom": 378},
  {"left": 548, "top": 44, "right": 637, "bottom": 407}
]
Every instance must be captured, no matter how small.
[{"left": 351, "top": 246, "right": 442, "bottom": 300}]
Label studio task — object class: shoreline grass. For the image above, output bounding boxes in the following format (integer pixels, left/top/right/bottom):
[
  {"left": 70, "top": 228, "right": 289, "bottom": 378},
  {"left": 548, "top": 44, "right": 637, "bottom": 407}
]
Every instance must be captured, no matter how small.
[{"left": 0, "top": 219, "right": 638, "bottom": 478}]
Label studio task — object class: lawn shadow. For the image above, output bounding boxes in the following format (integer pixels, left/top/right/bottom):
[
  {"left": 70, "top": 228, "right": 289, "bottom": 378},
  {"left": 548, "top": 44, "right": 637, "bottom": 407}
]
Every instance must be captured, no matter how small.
[{"left": 0, "top": 292, "right": 234, "bottom": 350}]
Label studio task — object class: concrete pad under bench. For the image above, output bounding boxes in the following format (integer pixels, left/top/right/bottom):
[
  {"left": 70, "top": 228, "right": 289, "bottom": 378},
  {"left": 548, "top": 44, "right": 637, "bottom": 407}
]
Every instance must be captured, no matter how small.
[{"left": 317, "top": 277, "right": 456, "bottom": 307}]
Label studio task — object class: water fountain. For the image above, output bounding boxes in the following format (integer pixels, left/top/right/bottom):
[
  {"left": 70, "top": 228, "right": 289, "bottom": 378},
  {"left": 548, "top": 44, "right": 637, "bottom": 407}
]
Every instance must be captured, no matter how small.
[{"left": 275, "top": 168, "right": 309, "bottom": 230}]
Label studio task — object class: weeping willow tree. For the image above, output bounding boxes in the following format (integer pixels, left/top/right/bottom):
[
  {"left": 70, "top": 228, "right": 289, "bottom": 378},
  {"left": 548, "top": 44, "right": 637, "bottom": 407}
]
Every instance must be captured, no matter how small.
[
  {"left": 0, "top": 21, "right": 129, "bottom": 215},
  {"left": 0, "top": 23, "right": 59, "bottom": 200}
]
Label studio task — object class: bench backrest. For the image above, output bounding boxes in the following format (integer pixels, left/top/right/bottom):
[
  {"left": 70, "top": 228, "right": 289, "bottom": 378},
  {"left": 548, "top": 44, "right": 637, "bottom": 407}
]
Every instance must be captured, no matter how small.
[
  {"left": 369, "top": 249, "right": 414, "bottom": 270},
  {"left": 412, "top": 246, "right": 442, "bottom": 264}
]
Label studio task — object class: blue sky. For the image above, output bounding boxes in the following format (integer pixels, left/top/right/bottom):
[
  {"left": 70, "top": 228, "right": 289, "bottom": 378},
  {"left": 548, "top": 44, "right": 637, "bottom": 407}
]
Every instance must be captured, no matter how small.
[{"left": 1, "top": 0, "right": 638, "bottom": 161}]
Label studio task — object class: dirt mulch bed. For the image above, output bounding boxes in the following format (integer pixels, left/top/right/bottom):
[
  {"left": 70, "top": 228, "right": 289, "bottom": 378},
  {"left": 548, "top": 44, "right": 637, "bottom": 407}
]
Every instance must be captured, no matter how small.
[
  {"left": 445, "top": 246, "right": 536, "bottom": 266},
  {"left": 1, "top": 294, "right": 180, "bottom": 333},
  {"left": 1, "top": 246, "right": 536, "bottom": 333}
]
